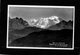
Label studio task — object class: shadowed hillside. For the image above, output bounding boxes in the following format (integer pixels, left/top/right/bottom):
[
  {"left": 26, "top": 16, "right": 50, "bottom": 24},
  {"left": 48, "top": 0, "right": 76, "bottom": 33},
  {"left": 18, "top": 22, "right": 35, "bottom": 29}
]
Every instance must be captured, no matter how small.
[{"left": 9, "top": 29, "right": 72, "bottom": 48}]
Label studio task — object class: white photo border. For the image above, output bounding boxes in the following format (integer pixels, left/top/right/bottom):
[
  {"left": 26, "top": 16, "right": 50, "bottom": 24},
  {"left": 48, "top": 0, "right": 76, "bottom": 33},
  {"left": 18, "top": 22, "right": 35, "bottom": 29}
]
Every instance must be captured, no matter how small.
[{"left": 7, "top": 5, "right": 75, "bottom": 50}]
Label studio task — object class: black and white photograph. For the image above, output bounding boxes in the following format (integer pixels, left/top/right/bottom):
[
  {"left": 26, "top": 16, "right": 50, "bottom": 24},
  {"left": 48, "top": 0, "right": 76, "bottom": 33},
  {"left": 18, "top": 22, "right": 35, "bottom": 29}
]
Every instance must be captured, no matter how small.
[{"left": 7, "top": 5, "right": 75, "bottom": 50}]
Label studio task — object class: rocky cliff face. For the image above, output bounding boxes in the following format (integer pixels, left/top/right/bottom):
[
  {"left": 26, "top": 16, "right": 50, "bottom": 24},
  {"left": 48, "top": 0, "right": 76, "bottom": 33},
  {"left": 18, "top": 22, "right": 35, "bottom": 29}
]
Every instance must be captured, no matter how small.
[{"left": 9, "top": 17, "right": 29, "bottom": 30}]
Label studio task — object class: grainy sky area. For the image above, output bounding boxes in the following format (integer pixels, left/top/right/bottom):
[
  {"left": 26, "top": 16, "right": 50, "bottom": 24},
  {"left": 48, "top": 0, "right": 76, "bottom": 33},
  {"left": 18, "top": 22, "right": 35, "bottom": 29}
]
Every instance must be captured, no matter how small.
[{"left": 9, "top": 7, "right": 74, "bottom": 21}]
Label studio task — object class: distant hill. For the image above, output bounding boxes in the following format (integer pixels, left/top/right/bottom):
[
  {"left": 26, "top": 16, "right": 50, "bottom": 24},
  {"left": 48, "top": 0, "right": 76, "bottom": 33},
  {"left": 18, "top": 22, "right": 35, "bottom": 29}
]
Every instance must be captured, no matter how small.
[{"left": 48, "top": 20, "right": 73, "bottom": 30}]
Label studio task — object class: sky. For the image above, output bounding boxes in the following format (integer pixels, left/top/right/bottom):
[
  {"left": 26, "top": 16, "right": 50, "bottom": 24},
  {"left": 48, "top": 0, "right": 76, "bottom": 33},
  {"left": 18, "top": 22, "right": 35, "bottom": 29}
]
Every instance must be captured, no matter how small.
[{"left": 9, "top": 7, "right": 74, "bottom": 21}]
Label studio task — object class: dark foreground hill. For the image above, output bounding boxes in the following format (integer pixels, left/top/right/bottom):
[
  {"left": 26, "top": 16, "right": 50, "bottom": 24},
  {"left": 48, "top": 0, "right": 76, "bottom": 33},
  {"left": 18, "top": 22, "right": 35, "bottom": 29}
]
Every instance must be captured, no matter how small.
[{"left": 9, "top": 29, "right": 73, "bottom": 48}]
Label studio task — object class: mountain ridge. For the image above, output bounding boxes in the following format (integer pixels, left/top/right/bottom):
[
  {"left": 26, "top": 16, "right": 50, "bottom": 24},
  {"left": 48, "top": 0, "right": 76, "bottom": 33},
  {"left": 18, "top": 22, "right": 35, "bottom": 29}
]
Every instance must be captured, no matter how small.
[{"left": 9, "top": 17, "right": 73, "bottom": 31}]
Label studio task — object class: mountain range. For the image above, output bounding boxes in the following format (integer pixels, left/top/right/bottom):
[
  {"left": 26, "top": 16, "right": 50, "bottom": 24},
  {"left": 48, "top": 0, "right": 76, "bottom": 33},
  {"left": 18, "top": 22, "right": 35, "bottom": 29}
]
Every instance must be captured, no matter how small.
[
  {"left": 8, "top": 17, "right": 73, "bottom": 46},
  {"left": 9, "top": 17, "right": 73, "bottom": 31}
]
